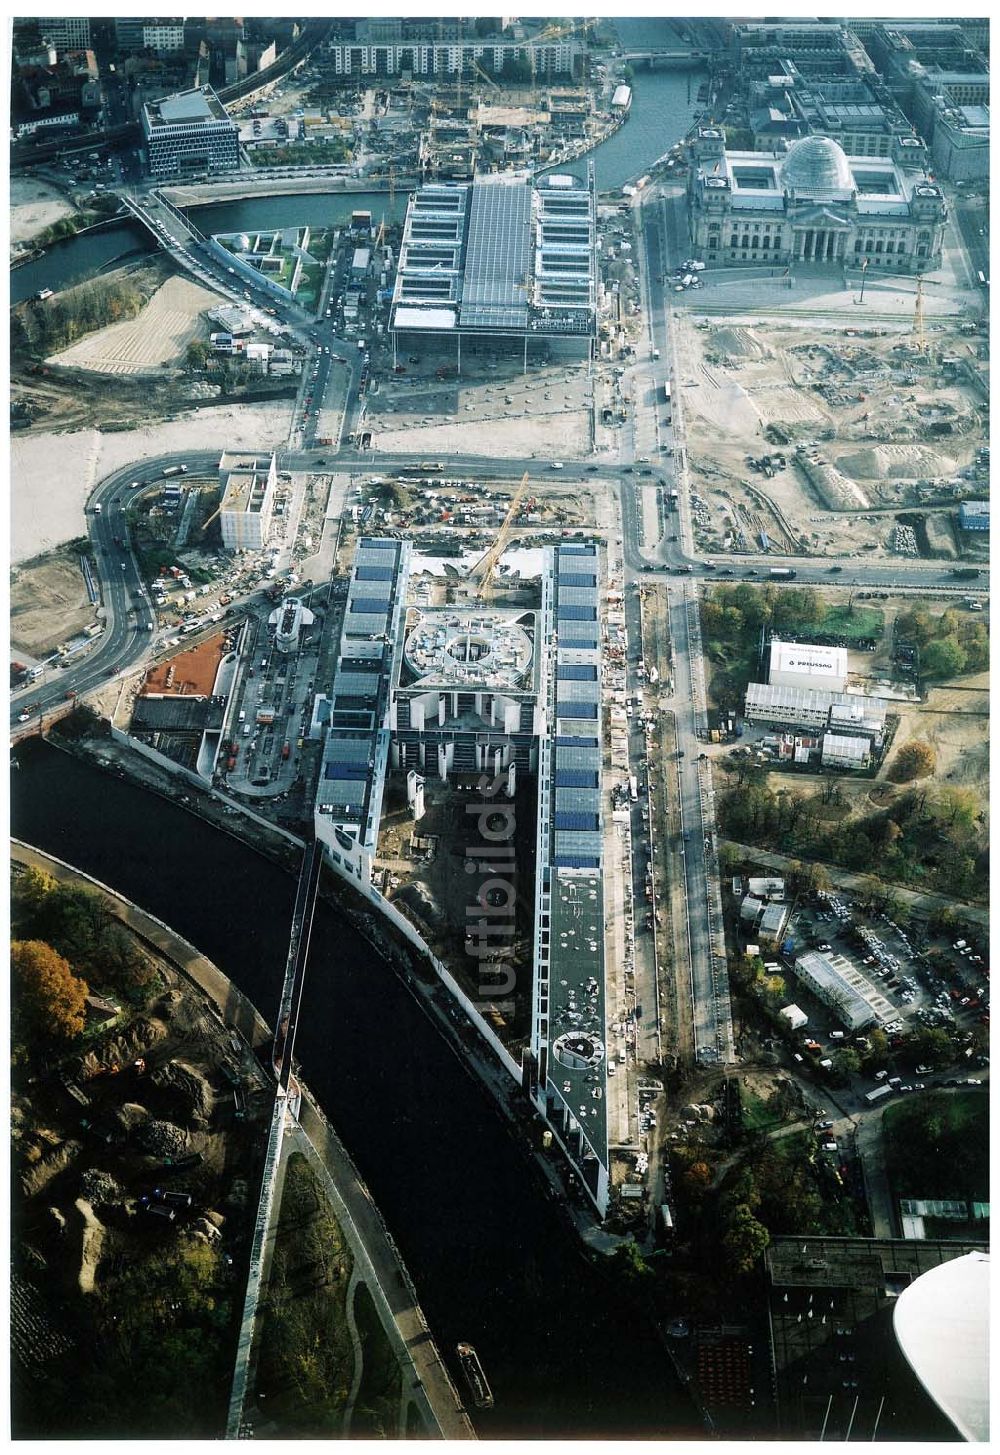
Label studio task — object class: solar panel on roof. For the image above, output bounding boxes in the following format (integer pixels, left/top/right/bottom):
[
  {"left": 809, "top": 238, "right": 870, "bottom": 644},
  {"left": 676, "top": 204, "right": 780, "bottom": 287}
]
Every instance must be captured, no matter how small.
[
  {"left": 557, "top": 664, "right": 598, "bottom": 681},
  {"left": 350, "top": 598, "right": 391, "bottom": 614},
  {"left": 554, "top": 770, "right": 599, "bottom": 787},
  {"left": 355, "top": 566, "right": 395, "bottom": 581},
  {"left": 554, "top": 812, "right": 600, "bottom": 831},
  {"left": 557, "top": 605, "right": 597, "bottom": 621},
  {"left": 558, "top": 702, "right": 598, "bottom": 719},
  {"left": 460, "top": 179, "right": 532, "bottom": 331},
  {"left": 324, "top": 762, "right": 369, "bottom": 780},
  {"left": 360, "top": 539, "right": 398, "bottom": 550},
  {"left": 553, "top": 854, "right": 600, "bottom": 869},
  {"left": 555, "top": 735, "right": 598, "bottom": 747},
  {"left": 558, "top": 572, "right": 597, "bottom": 587}
]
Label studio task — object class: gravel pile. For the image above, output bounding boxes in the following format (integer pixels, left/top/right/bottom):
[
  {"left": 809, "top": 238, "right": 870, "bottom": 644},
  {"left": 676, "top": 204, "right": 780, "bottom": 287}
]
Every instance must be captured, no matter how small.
[{"left": 135, "top": 1119, "right": 187, "bottom": 1157}]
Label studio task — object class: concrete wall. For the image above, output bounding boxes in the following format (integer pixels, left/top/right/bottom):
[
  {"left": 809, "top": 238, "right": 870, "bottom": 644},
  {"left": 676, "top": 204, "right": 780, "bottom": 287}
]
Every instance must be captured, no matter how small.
[{"left": 206, "top": 235, "right": 298, "bottom": 305}]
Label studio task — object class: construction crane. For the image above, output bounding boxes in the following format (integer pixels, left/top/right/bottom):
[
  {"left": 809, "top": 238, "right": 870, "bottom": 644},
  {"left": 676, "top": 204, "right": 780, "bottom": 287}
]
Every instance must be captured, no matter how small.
[
  {"left": 198, "top": 501, "right": 223, "bottom": 536},
  {"left": 375, "top": 215, "right": 386, "bottom": 251},
  {"left": 911, "top": 274, "right": 948, "bottom": 352},
  {"left": 471, "top": 57, "right": 502, "bottom": 99},
  {"left": 469, "top": 472, "right": 530, "bottom": 601}
]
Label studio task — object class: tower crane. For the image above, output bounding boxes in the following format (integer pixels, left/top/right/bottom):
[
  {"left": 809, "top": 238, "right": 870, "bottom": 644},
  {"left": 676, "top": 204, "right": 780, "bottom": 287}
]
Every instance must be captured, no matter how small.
[{"left": 468, "top": 472, "right": 530, "bottom": 601}]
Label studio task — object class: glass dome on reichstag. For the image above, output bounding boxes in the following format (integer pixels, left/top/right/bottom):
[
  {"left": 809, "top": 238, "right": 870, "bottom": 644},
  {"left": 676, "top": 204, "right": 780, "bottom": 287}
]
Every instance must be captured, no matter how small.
[{"left": 779, "top": 135, "right": 855, "bottom": 194}]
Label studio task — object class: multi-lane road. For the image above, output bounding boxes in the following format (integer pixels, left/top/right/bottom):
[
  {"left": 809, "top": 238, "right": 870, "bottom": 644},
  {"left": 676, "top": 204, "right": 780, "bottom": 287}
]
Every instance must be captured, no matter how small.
[{"left": 13, "top": 184, "right": 988, "bottom": 1078}]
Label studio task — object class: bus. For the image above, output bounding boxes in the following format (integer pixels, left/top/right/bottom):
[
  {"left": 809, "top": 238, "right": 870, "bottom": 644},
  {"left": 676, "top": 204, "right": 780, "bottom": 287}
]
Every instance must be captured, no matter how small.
[{"left": 663, "top": 381, "right": 672, "bottom": 403}]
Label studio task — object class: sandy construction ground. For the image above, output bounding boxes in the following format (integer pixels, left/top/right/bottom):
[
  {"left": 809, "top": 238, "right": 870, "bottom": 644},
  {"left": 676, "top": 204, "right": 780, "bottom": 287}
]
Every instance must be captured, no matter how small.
[
  {"left": 10, "top": 177, "right": 75, "bottom": 248},
  {"left": 48, "top": 276, "right": 219, "bottom": 375},
  {"left": 888, "top": 676, "right": 990, "bottom": 791},
  {"left": 11, "top": 400, "right": 293, "bottom": 564},
  {"left": 368, "top": 360, "right": 593, "bottom": 459},
  {"left": 11, "top": 550, "right": 96, "bottom": 657},
  {"left": 373, "top": 408, "right": 591, "bottom": 459},
  {"left": 676, "top": 311, "right": 986, "bottom": 561}
]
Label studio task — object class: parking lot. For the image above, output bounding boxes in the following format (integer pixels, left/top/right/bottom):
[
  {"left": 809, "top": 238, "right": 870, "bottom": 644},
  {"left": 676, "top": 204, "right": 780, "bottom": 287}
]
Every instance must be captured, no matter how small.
[{"left": 790, "top": 890, "right": 990, "bottom": 1059}]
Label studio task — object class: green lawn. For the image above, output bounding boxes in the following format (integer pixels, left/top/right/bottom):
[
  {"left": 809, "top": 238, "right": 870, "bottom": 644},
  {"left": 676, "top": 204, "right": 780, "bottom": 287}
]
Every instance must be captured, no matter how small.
[
  {"left": 821, "top": 603, "right": 884, "bottom": 641},
  {"left": 883, "top": 1090, "right": 989, "bottom": 1203}
]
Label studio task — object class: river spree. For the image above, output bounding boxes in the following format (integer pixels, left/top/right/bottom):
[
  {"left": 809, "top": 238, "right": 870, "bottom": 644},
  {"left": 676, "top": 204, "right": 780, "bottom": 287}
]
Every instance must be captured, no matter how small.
[
  {"left": 12, "top": 740, "right": 701, "bottom": 1439},
  {"left": 12, "top": 46, "right": 704, "bottom": 303}
]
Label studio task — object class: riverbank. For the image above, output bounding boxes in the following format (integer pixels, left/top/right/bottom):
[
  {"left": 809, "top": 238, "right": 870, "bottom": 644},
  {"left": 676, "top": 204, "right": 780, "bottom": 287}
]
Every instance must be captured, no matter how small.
[
  {"left": 10, "top": 838, "right": 471, "bottom": 1440},
  {"left": 162, "top": 174, "right": 415, "bottom": 208},
  {"left": 12, "top": 737, "right": 700, "bottom": 1436}
]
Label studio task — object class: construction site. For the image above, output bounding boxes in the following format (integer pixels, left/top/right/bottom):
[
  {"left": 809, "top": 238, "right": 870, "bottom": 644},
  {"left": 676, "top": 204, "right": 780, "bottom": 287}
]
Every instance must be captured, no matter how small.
[
  {"left": 349, "top": 466, "right": 610, "bottom": 557},
  {"left": 676, "top": 295, "right": 989, "bottom": 564}
]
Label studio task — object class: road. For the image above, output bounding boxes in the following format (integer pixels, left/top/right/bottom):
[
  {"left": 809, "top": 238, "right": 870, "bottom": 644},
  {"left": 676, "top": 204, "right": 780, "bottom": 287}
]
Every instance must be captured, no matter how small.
[{"left": 13, "top": 169, "right": 989, "bottom": 1084}]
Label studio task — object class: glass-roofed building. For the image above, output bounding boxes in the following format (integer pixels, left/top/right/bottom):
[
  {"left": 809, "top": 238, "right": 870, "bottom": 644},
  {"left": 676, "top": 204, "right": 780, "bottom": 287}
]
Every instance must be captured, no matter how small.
[
  {"left": 390, "top": 169, "right": 598, "bottom": 366},
  {"left": 313, "top": 536, "right": 615, "bottom": 1216},
  {"left": 688, "top": 127, "right": 947, "bottom": 272}
]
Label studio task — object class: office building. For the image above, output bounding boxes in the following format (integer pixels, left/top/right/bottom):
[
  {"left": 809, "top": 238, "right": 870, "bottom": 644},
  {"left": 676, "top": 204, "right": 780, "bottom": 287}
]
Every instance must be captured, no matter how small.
[
  {"left": 529, "top": 543, "right": 610, "bottom": 1214},
  {"left": 688, "top": 129, "right": 946, "bottom": 273},
  {"left": 748, "top": 65, "right": 914, "bottom": 159},
  {"left": 143, "top": 22, "right": 185, "bottom": 57},
  {"left": 218, "top": 451, "right": 276, "bottom": 551},
  {"left": 391, "top": 171, "right": 597, "bottom": 366},
  {"left": 314, "top": 538, "right": 612, "bottom": 1216},
  {"left": 35, "top": 16, "right": 91, "bottom": 54},
  {"left": 324, "top": 35, "right": 580, "bottom": 81},
  {"left": 142, "top": 86, "right": 240, "bottom": 178}
]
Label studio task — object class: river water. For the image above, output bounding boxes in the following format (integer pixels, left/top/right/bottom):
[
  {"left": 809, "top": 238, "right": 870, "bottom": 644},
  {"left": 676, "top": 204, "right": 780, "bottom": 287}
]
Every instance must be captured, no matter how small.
[
  {"left": 11, "top": 740, "right": 701, "bottom": 1439},
  {"left": 12, "top": 44, "right": 704, "bottom": 304}
]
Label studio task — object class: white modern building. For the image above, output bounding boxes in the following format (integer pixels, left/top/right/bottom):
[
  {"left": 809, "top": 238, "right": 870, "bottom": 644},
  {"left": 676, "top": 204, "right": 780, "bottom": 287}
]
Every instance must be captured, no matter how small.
[
  {"left": 142, "top": 86, "right": 240, "bottom": 178},
  {"left": 893, "top": 1250, "right": 990, "bottom": 1441},
  {"left": 270, "top": 597, "right": 315, "bottom": 655},
  {"left": 769, "top": 638, "right": 849, "bottom": 693},
  {"left": 391, "top": 171, "right": 597, "bottom": 368},
  {"left": 313, "top": 536, "right": 613, "bottom": 1217},
  {"left": 218, "top": 450, "right": 276, "bottom": 551}
]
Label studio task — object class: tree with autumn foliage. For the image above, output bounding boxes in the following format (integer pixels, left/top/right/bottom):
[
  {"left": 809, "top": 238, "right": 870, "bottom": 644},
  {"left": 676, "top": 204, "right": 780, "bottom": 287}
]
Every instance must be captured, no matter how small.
[
  {"left": 888, "top": 739, "right": 937, "bottom": 783},
  {"left": 12, "top": 939, "right": 88, "bottom": 1049}
]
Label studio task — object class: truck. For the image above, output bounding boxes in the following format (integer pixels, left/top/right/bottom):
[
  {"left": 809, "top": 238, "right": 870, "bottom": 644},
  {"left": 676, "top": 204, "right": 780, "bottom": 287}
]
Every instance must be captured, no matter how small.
[
  {"left": 93, "top": 502, "right": 102, "bottom": 515},
  {"left": 865, "top": 1083, "right": 892, "bottom": 1104},
  {"left": 768, "top": 567, "right": 797, "bottom": 580},
  {"left": 629, "top": 774, "right": 638, "bottom": 802},
  {"left": 951, "top": 567, "right": 981, "bottom": 579},
  {"left": 281, "top": 742, "right": 291, "bottom": 761},
  {"left": 162, "top": 465, "right": 188, "bottom": 478}
]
